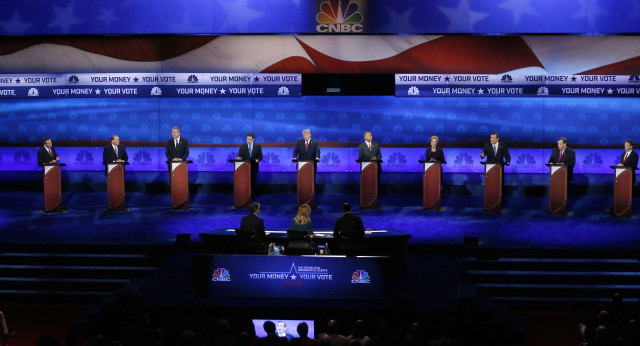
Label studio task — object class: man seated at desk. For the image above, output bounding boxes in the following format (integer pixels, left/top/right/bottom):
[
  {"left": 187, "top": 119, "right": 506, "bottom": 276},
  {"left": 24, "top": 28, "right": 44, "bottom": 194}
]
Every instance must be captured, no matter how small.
[
  {"left": 333, "top": 203, "right": 365, "bottom": 239},
  {"left": 240, "top": 202, "right": 267, "bottom": 250}
]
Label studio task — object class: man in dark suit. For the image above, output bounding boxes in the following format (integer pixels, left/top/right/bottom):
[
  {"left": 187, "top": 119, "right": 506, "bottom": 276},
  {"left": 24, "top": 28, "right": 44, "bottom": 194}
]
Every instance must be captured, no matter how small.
[
  {"left": 292, "top": 128, "right": 320, "bottom": 168},
  {"left": 103, "top": 134, "right": 128, "bottom": 175},
  {"left": 165, "top": 126, "right": 189, "bottom": 162},
  {"left": 619, "top": 139, "right": 639, "bottom": 185},
  {"left": 548, "top": 137, "right": 576, "bottom": 181},
  {"left": 37, "top": 137, "right": 60, "bottom": 167},
  {"left": 358, "top": 131, "right": 381, "bottom": 161},
  {"left": 333, "top": 203, "right": 365, "bottom": 239},
  {"left": 480, "top": 132, "right": 511, "bottom": 165},
  {"left": 237, "top": 132, "right": 263, "bottom": 196},
  {"left": 240, "top": 202, "right": 267, "bottom": 248}
]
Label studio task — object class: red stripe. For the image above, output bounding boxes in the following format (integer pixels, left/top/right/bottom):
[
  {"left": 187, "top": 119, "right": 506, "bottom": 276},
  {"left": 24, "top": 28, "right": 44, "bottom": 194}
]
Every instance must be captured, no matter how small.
[
  {"left": 295, "top": 36, "right": 544, "bottom": 74},
  {"left": 579, "top": 56, "right": 640, "bottom": 75}
]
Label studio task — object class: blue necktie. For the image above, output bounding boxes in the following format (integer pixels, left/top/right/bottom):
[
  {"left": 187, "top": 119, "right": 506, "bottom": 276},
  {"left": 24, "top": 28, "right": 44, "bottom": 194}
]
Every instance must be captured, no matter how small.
[{"left": 249, "top": 145, "right": 252, "bottom": 157}]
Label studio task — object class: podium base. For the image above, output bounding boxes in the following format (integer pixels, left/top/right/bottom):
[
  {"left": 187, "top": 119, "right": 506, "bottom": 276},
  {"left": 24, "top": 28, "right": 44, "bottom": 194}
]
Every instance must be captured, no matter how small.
[
  {"left": 423, "top": 207, "right": 446, "bottom": 211},
  {"left": 42, "top": 208, "right": 66, "bottom": 214},
  {"left": 104, "top": 207, "right": 130, "bottom": 212}
]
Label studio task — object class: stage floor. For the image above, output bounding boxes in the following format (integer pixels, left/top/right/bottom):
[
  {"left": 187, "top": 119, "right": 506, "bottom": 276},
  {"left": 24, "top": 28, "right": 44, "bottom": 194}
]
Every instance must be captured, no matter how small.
[{"left": 1, "top": 190, "right": 638, "bottom": 250}]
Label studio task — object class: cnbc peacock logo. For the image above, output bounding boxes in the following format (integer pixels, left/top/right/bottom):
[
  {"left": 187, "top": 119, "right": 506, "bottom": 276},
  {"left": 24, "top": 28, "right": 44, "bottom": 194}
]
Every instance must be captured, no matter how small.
[
  {"left": 316, "top": 0, "right": 364, "bottom": 33},
  {"left": 351, "top": 270, "right": 370, "bottom": 284},
  {"left": 212, "top": 268, "right": 231, "bottom": 282}
]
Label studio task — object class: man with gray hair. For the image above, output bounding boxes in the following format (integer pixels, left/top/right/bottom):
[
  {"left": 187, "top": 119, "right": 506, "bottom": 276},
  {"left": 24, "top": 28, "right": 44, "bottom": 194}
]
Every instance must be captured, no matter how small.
[
  {"left": 292, "top": 128, "right": 320, "bottom": 169},
  {"left": 166, "top": 126, "right": 189, "bottom": 162}
]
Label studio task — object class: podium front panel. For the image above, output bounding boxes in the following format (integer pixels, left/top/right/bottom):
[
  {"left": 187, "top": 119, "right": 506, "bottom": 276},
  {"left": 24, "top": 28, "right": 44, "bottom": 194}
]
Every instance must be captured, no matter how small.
[
  {"left": 360, "top": 161, "right": 378, "bottom": 208},
  {"left": 549, "top": 164, "right": 567, "bottom": 214},
  {"left": 43, "top": 164, "right": 63, "bottom": 212},
  {"left": 233, "top": 161, "right": 251, "bottom": 208},
  {"left": 483, "top": 163, "right": 502, "bottom": 212},
  {"left": 423, "top": 162, "right": 441, "bottom": 210},
  {"left": 107, "top": 163, "right": 126, "bottom": 211},
  {"left": 170, "top": 162, "right": 190, "bottom": 209},
  {"left": 614, "top": 167, "right": 632, "bottom": 217},
  {"left": 296, "top": 161, "right": 314, "bottom": 206}
]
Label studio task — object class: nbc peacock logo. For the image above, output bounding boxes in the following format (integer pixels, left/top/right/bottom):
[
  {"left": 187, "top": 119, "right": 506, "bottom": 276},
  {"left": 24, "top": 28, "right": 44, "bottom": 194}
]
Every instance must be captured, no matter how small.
[
  {"left": 212, "top": 268, "right": 231, "bottom": 282},
  {"left": 316, "top": 0, "right": 364, "bottom": 33},
  {"left": 351, "top": 269, "right": 370, "bottom": 284}
]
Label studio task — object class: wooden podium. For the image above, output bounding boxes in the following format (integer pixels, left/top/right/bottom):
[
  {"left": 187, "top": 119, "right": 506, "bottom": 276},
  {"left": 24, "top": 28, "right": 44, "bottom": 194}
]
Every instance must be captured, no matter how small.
[
  {"left": 546, "top": 163, "right": 568, "bottom": 214},
  {"left": 294, "top": 159, "right": 315, "bottom": 206},
  {"left": 104, "top": 162, "right": 128, "bottom": 211},
  {"left": 43, "top": 163, "right": 65, "bottom": 213},
  {"left": 611, "top": 166, "right": 633, "bottom": 217},
  {"left": 481, "top": 162, "right": 503, "bottom": 212},
  {"left": 420, "top": 160, "right": 445, "bottom": 210},
  {"left": 230, "top": 159, "right": 251, "bottom": 208},
  {"left": 168, "top": 160, "right": 192, "bottom": 209},
  {"left": 358, "top": 160, "right": 381, "bottom": 209}
]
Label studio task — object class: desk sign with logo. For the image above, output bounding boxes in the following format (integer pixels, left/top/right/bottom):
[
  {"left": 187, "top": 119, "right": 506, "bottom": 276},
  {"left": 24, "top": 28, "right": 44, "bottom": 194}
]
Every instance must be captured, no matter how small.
[
  {"left": 0, "top": 73, "right": 301, "bottom": 98},
  {"left": 396, "top": 74, "right": 640, "bottom": 98},
  {"left": 193, "top": 254, "right": 389, "bottom": 299}
]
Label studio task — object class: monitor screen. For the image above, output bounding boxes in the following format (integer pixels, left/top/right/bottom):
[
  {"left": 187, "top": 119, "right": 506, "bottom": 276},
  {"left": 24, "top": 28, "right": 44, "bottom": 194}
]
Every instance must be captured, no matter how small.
[{"left": 252, "top": 319, "right": 315, "bottom": 338}]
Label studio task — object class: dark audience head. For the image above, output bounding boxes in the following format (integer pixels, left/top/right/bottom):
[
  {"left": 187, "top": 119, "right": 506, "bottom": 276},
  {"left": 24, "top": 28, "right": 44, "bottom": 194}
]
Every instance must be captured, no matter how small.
[
  {"left": 342, "top": 203, "right": 352, "bottom": 213},
  {"left": 37, "top": 336, "right": 61, "bottom": 346},
  {"left": 215, "top": 318, "right": 231, "bottom": 337},
  {"left": 318, "top": 334, "right": 332, "bottom": 346},
  {"left": 326, "top": 320, "right": 339, "bottom": 334},
  {"left": 351, "top": 319, "right": 367, "bottom": 339},
  {"left": 263, "top": 320, "right": 276, "bottom": 334},
  {"left": 297, "top": 321, "right": 309, "bottom": 338},
  {"left": 249, "top": 202, "right": 261, "bottom": 214},
  {"left": 348, "top": 339, "right": 362, "bottom": 346}
]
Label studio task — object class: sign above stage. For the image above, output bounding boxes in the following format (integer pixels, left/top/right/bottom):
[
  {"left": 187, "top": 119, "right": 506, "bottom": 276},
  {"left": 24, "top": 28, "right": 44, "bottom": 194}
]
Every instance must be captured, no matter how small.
[
  {"left": 0, "top": 73, "right": 302, "bottom": 98},
  {"left": 396, "top": 74, "right": 640, "bottom": 97}
]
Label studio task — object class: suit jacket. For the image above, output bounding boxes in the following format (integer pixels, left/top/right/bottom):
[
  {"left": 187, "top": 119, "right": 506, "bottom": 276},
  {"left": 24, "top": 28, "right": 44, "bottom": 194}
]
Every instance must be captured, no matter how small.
[
  {"left": 620, "top": 150, "right": 639, "bottom": 184},
  {"left": 237, "top": 142, "right": 263, "bottom": 171},
  {"left": 425, "top": 147, "right": 445, "bottom": 162},
  {"left": 333, "top": 213, "right": 365, "bottom": 239},
  {"left": 293, "top": 138, "right": 320, "bottom": 161},
  {"left": 548, "top": 147, "right": 576, "bottom": 181},
  {"left": 482, "top": 141, "right": 511, "bottom": 164},
  {"left": 358, "top": 141, "right": 382, "bottom": 161},
  {"left": 165, "top": 137, "right": 189, "bottom": 161},
  {"left": 103, "top": 144, "right": 128, "bottom": 163},
  {"left": 240, "top": 213, "right": 266, "bottom": 245},
  {"left": 37, "top": 146, "right": 59, "bottom": 167}
]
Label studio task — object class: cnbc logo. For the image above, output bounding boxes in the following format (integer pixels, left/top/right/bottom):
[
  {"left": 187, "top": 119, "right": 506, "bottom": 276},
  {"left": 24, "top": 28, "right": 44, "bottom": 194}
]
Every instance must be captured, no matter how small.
[
  {"left": 321, "top": 152, "right": 341, "bottom": 167},
  {"left": 387, "top": 152, "right": 407, "bottom": 167},
  {"left": 197, "top": 152, "right": 215, "bottom": 167},
  {"left": 515, "top": 153, "right": 536, "bottom": 169},
  {"left": 453, "top": 152, "right": 474, "bottom": 169},
  {"left": 351, "top": 270, "right": 370, "bottom": 284},
  {"left": 583, "top": 153, "right": 603, "bottom": 169},
  {"left": 212, "top": 268, "right": 231, "bottom": 282},
  {"left": 133, "top": 150, "right": 153, "bottom": 166},
  {"left": 13, "top": 150, "right": 32, "bottom": 165},
  {"left": 262, "top": 152, "right": 281, "bottom": 167},
  {"left": 316, "top": 0, "right": 363, "bottom": 33},
  {"left": 75, "top": 150, "right": 94, "bottom": 165}
]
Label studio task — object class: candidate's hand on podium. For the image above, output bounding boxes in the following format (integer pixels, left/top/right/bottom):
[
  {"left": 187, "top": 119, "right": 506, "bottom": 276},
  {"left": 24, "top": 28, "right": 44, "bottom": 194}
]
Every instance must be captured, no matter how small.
[
  {"left": 254, "top": 159, "right": 259, "bottom": 163},
  {"left": 618, "top": 163, "right": 624, "bottom": 167},
  {"left": 429, "top": 158, "right": 436, "bottom": 162},
  {"left": 371, "top": 156, "right": 377, "bottom": 160},
  {"left": 236, "top": 156, "right": 242, "bottom": 160},
  {"left": 315, "top": 158, "right": 320, "bottom": 161},
  {"left": 116, "top": 159, "right": 124, "bottom": 162},
  {"left": 172, "top": 158, "right": 182, "bottom": 162},
  {"left": 48, "top": 159, "right": 57, "bottom": 164}
]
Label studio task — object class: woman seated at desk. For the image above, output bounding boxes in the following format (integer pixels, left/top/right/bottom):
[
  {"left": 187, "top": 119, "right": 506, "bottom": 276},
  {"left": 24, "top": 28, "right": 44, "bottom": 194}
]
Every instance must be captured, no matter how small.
[{"left": 290, "top": 204, "right": 317, "bottom": 248}]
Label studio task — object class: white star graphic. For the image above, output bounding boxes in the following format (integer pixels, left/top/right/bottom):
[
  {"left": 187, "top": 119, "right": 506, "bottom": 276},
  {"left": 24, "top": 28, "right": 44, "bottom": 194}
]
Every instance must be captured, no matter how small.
[
  {"left": 95, "top": 89, "right": 101, "bottom": 95},
  {"left": 478, "top": 88, "right": 484, "bottom": 94},
  {"left": 48, "top": 2, "right": 82, "bottom": 34},
  {"left": 380, "top": 8, "right": 416, "bottom": 33},
  {"left": 573, "top": 0, "right": 606, "bottom": 29},
  {"left": 97, "top": 7, "right": 117, "bottom": 28},
  {"left": 220, "top": 88, "right": 226, "bottom": 94},
  {"left": 290, "top": 274, "right": 297, "bottom": 280},
  {"left": 498, "top": 0, "right": 538, "bottom": 26},
  {"left": 607, "top": 88, "right": 613, "bottom": 94},
  {"left": 438, "top": 0, "right": 489, "bottom": 32},
  {"left": 0, "top": 11, "right": 33, "bottom": 35},
  {"left": 215, "top": 0, "right": 264, "bottom": 32}
]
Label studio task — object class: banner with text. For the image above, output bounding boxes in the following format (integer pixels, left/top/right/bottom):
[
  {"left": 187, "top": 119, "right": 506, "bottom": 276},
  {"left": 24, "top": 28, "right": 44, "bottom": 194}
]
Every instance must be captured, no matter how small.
[
  {"left": 0, "top": 73, "right": 301, "bottom": 98},
  {"left": 396, "top": 74, "right": 640, "bottom": 98}
]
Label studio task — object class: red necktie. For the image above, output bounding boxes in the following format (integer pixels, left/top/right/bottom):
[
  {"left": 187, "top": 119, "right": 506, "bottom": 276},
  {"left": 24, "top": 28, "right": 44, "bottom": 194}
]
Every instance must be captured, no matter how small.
[
  {"left": 305, "top": 141, "right": 308, "bottom": 151},
  {"left": 48, "top": 148, "right": 53, "bottom": 157},
  {"left": 624, "top": 152, "right": 628, "bottom": 163},
  {"left": 368, "top": 143, "right": 372, "bottom": 151},
  {"left": 558, "top": 151, "right": 563, "bottom": 162}
]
